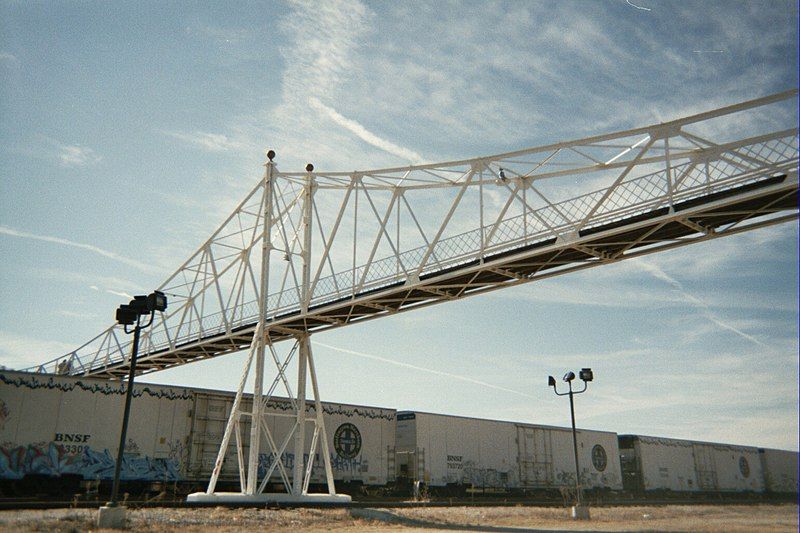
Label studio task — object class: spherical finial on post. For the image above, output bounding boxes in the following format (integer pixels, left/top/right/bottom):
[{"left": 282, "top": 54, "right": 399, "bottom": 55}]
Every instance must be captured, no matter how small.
[
  {"left": 305, "top": 163, "right": 314, "bottom": 172},
  {"left": 266, "top": 149, "right": 276, "bottom": 162}
]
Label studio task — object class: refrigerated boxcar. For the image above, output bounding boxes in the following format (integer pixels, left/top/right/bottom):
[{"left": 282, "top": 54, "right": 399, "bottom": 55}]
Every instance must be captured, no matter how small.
[
  {"left": 619, "top": 434, "right": 765, "bottom": 493},
  {"left": 759, "top": 447, "right": 798, "bottom": 495},
  {"left": 0, "top": 370, "right": 395, "bottom": 495},
  {"left": 395, "top": 411, "right": 622, "bottom": 493}
]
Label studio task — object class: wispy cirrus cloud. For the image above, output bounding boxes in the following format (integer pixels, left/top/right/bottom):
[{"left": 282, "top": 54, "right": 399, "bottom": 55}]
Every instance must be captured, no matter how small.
[
  {"left": 57, "top": 310, "right": 98, "bottom": 320},
  {"left": 0, "top": 330, "right": 76, "bottom": 369},
  {"left": 309, "top": 97, "right": 424, "bottom": 164},
  {"left": 313, "top": 340, "right": 534, "bottom": 399},
  {"left": 635, "top": 259, "right": 767, "bottom": 347},
  {"left": 58, "top": 144, "right": 101, "bottom": 167},
  {"left": 0, "top": 225, "right": 158, "bottom": 274},
  {"left": 90, "top": 285, "right": 134, "bottom": 300},
  {"left": 35, "top": 267, "right": 141, "bottom": 293},
  {"left": 0, "top": 51, "right": 18, "bottom": 65},
  {"left": 184, "top": 21, "right": 250, "bottom": 44},
  {"left": 164, "top": 130, "right": 251, "bottom": 153}
]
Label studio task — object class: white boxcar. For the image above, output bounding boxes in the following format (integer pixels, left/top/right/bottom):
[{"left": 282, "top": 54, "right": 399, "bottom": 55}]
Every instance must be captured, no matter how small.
[
  {"left": 619, "top": 435, "right": 764, "bottom": 493},
  {"left": 187, "top": 388, "right": 396, "bottom": 488},
  {"left": 0, "top": 370, "right": 194, "bottom": 483},
  {"left": 759, "top": 448, "right": 799, "bottom": 494},
  {"left": 396, "top": 411, "right": 622, "bottom": 491},
  {"left": 0, "top": 370, "right": 396, "bottom": 489}
]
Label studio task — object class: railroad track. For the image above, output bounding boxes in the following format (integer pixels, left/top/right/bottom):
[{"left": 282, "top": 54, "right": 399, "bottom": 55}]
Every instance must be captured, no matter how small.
[{"left": 0, "top": 495, "right": 791, "bottom": 511}]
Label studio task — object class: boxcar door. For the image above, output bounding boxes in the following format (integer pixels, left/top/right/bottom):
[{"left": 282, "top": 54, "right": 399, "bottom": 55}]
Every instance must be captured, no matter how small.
[
  {"left": 692, "top": 443, "right": 718, "bottom": 491},
  {"left": 517, "top": 426, "right": 553, "bottom": 488}
]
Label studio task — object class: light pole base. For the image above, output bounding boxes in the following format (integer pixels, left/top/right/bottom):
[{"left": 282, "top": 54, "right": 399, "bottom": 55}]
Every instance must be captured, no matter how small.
[
  {"left": 97, "top": 504, "right": 127, "bottom": 529},
  {"left": 571, "top": 504, "right": 591, "bottom": 520}
]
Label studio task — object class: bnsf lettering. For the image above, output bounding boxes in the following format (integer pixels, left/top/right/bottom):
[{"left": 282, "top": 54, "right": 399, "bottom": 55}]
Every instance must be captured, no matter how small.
[{"left": 54, "top": 433, "right": 91, "bottom": 443}]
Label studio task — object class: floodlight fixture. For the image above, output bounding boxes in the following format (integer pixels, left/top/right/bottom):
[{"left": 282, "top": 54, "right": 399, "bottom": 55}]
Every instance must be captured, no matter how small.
[
  {"left": 115, "top": 305, "right": 138, "bottom": 326},
  {"left": 147, "top": 290, "right": 168, "bottom": 313},
  {"left": 547, "top": 368, "right": 595, "bottom": 520},
  {"left": 129, "top": 295, "right": 149, "bottom": 314},
  {"left": 107, "top": 289, "right": 168, "bottom": 511}
]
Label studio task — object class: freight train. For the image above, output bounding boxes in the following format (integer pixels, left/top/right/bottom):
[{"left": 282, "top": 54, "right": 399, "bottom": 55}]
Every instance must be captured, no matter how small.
[{"left": 0, "top": 370, "right": 796, "bottom": 499}]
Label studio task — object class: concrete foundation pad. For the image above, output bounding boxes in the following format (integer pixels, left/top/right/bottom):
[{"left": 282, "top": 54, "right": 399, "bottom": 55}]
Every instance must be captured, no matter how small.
[
  {"left": 97, "top": 505, "right": 127, "bottom": 529},
  {"left": 571, "top": 504, "right": 591, "bottom": 520},
  {"left": 186, "top": 492, "right": 352, "bottom": 505}
]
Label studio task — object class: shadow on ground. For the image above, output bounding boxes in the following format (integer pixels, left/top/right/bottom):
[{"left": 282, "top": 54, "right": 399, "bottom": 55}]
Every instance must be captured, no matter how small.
[{"left": 350, "top": 508, "right": 614, "bottom": 533}]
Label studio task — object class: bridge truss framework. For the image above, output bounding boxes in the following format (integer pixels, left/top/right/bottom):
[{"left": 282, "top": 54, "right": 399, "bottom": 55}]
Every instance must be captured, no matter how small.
[{"left": 25, "top": 90, "right": 800, "bottom": 503}]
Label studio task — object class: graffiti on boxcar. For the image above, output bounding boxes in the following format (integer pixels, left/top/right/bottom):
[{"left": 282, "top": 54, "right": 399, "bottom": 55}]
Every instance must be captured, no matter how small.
[
  {"left": 0, "top": 440, "right": 182, "bottom": 481},
  {"left": 0, "top": 400, "right": 8, "bottom": 431},
  {"left": 462, "top": 461, "right": 512, "bottom": 488},
  {"left": 256, "top": 451, "right": 367, "bottom": 478}
]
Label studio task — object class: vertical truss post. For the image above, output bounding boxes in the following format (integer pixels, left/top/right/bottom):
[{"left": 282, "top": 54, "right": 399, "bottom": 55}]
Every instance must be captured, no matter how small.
[
  {"left": 292, "top": 165, "right": 314, "bottom": 495},
  {"left": 306, "top": 339, "right": 337, "bottom": 494},
  {"left": 205, "top": 334, "right": 257, "bottom": 494},
  {"left": 293, "top": 336, "right": 309, "bottom": 495},
  {"left": 246, "top": 156, "right": 275, "bottom": 494}
]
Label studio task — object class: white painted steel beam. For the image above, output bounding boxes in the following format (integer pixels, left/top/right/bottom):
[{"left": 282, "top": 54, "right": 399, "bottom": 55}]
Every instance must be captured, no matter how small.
[{"left": 25, "top": 91, "right": 799, "bottom": 384}]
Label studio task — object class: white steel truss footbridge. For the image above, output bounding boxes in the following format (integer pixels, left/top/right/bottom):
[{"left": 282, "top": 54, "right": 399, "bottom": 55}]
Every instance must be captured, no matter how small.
[{"left": 24, "top": 90, "right": 799, "bottom": 503}]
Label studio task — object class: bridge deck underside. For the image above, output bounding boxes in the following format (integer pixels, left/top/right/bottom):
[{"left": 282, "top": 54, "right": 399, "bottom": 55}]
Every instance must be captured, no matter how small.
[{"left": 89, "top": 176, "right": 797, "bottom": 379}]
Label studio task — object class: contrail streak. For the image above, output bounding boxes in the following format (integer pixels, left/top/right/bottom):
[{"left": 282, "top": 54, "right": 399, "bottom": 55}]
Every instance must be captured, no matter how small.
[
  {"left": 0, "top": 225, "right": 157, "bottom": 274},
  {"left": 637, "top": 259, "right": 766, "bottom": 347},
  {"left": 309, "top": 97, "right": 424, "bottom": 164},
  {"left": 312, "top": 341, "right": 535, "bottom": 399},
  {"left": 625, "top": 0, "right": 651, "bottom": 10},
  {"left": 91, "top": 285, "right": 134, "bottom": 299}
]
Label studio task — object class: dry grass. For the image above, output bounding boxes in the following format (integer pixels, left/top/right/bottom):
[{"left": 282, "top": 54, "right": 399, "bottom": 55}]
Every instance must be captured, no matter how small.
[
  {"left": 384, "top": 504, "right": 799, "bottom": 531},
  {"left": 0, "top": 503, "right": 795, "bottom": 532}
]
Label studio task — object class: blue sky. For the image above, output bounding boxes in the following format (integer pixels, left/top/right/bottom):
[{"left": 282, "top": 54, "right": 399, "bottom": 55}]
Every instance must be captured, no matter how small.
[{"left": 1, "top": 1, "right": 798, "bottom": 450}]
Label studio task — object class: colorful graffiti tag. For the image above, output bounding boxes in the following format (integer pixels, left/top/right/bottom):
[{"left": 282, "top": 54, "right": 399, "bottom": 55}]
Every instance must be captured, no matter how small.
[
  {"left": 256, "top": 452, "right": 367, "bottom": 479},
  {"left": 0, "top": 441, "right": 182, "bottom": 481}
]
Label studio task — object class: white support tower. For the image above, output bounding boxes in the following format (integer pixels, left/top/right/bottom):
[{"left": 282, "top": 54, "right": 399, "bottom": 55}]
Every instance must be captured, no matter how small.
[{"left": 187, "top": 158, "right": 349, "bottom": 504}]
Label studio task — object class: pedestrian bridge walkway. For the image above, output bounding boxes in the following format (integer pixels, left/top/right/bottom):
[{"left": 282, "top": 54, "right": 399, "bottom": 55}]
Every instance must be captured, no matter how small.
[{"left": 27, "top": 90, "right": 799, "bottom": 379}]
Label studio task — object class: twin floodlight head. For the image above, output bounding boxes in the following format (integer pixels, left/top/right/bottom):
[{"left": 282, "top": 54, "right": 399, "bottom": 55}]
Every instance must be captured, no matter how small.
[
  {"left": 115, "top": 291, "right": 168, "bottom": 326},
  {"left": 548, "top": 368, "right": 594, "bottom": 387}
]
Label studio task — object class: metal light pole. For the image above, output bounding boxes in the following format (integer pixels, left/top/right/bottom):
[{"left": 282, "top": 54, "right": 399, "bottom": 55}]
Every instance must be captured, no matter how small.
[
  {"left": 548, "top": 368, "right": 593, "bottom": 520},
  {"left": 98, "top": 291, "right": 167, "bottom": 528}
]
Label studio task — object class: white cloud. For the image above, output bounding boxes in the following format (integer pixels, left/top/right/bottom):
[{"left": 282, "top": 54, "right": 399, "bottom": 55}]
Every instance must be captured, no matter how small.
[
  {"left": 625, "top": 0, "right": 652, "bottom": 11},
  {"left": 89, "top": 285, "right": 133, "bottom": 299},
  {"left": 0, "top": 51, "right": 18, "bottom": 65},
  {"left": 313, "top": 340, "right": 534, "bottom": 399},
  {"left": 635, "top": 258, "right": 767, "bottom": 347},
  {"left": 164, "top": 130, "right": 250, "bottom": 153},
  {"left": 57, "top": 310, "right": 98, "bottom": 320},
  {"left": 0, "top": 330, "right": 75, "bottom": 369},
  {"left": 185, "top": 21, "right": 250, "bottom": 44},
  {"left": 0, "top": 225, "right": 159, "bottom": 274},
  {"left": 309, "top": 97, "right": 424, "bottom": 164},
  {"left": 58, "top": 144, "right": 101, "bottom": 167},
  {"left": 35, "top": 268, "right": 142, "bottom": 293}
]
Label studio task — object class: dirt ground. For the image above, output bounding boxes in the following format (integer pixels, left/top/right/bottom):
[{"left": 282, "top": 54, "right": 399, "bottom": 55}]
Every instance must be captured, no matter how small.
[{"left": 0, "top": 503, "right": 796, "bottom": 532}]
